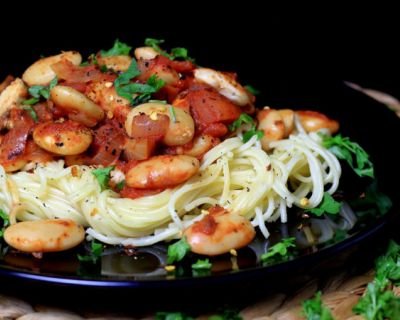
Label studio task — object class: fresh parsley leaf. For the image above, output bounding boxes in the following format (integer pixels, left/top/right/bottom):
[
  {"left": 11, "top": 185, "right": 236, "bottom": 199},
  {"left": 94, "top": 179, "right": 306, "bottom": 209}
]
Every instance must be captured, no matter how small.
[
  {"left": 192, "top": 258, "right": 212, "bottom": 270},
  {"left": 353, "top": 240, "right": 400, "bottom": 319},
  {"left": 322, "top": 134, "right": 374, "bottom": 178},
  {"left": 167, "top": 237, "right": 191, "bottom": 264},
  {"left": 92, "top": 166, "right": 114, "bottom": 191},
  {"left": 302, "top": 291, "right": 334, "bottom": 320},
  {"left": 114, "top": 60, "right": 164, "bottom": 105},
  {"left": 22, "top": 98, "right": 40, "bottom": 105},
  {"left": 114, "top": 59, "right": 141, "bottom": 89},
  {"left": 23, "top": 106, "right": 38, "bottom": 123},
  {"left": 149, "top": 99, "right": 167, "bottom": 104},
  {"left": 353, "top": 280, "right": 400, "bottom": 320},
  {"left": 25, "top": 77, "right": 58, "bottom": 104},
  {"left": 261, "top": 237, "right": 296, "bottom": 264},
  {"left": 305, "top": 192, "right": 342, "bottom": 216},
  {"left": 155, "top": 312, "right": 194, "bottom": 320},
  {"left": 375, "top": 240, "right": 400, "bottom": 285},
  {"left": 229, "top": 113, "right": 264, "bottom": 143},
  {"left": 101, "top": 39, "right": 132, "bottom": 57},
  {"left": 0, "top": 209, "right": 9, "bottom": 238},
  {"left": 229, "top": 113, "right": 254, "bottom": 131},
  {"left": 144, "top": 38, "right": 195, "bottom": 62},
  {"left": 77, "top": 241, "right": 103, "bottom": 264},
  {"left": 244, "top": 85, "right": 260, "bottom": 95},
  {"left": 242, "top": 127, "right": 264, "bottom": 143},
  {"left": 208, "top": 308, "right": 242, "bottom": 320},
  {"left": 169, "top": 105, "right": 177, "bottom": 123},
  {"left": 350, "top": 181, "right": 392, "bottom": 216},
  {"left": 116, "top": 180, "right": 125, "bottom": 191}
]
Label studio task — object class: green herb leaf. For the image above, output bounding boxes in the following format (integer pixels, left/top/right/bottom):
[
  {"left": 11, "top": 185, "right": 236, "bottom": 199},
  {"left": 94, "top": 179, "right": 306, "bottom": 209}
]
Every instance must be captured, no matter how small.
[
  {"left": 192, "top": 259, "right": 212, "bottom": 270},
  {"left": 305, "top": 192, "right": 342, "bottom": 216},
  {"left": 25, "top": 77, "right": 58, "bottom": 104},
  {"left": 116, "top": 180, "right": 125, "bottom": 191},
  {"left": 0, "top": 209, "right": 9, "bottom": 238},
  {"left": 228, "top": 113, "right": 254, "bottom": 132},
  {"left": 167, "top": 237, "right": 191, "bottom": 264},
  {"left": 169, "top": 105, "right": 177, "bottom": 123},
  {"left": 101, "top": 39, "right": 132, "bottom": 57},
  {"left": 149, "top": 100, "right": 167, "bottom": 104},
  {"left": 261, "top": 237, "right": 296, "bottom": 264},
  {"left": 155, "top": 312, "right": 194, "bottom": 320},
  {"left": 322, "top": 134, "right": 374, "bottom": 178},
  {"left": 244, "top": 85, "right": 260, "bottom": 95},
  {"left": 144, "top": 38, "right": 195, "bottom": 62},
  {"left": 353, "top": 281, "right": 400, "bottom": 320},
  {"left": 92, "top": 166, "right": 114, "bottom": 191},
  {"left": 350, "top": 181, "right": 392, "bottom": 216},
  {"left": 22, "top": 98, "right": 39, "bottom": 105},
  {"left": 114, "top": 61, "right": 164, "bottom": 106},
  {"left": 77, "top": 241, "right": 103, "bottom": 264},
  {"left": 302, "top": 291, "right": 334, "bottom": 320},
  {"left": 242, "top": 126, "right": 264, "bottom": 143},
  {"left": 208, "top": 308, "right": 242, "bottom": 320},
  {"left": 23, "top": 106, "right": 39, "bottom": 123},
  {"left": 353, "top": 240, "right": 400, "bottom": 319},
  {"left": 229, "top": 113, "right": 264, "bottom": 143}
]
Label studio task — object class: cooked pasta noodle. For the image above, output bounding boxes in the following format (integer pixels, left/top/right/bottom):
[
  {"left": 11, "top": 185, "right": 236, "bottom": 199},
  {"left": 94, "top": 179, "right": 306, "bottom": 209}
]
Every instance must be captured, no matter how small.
[{"left": 0, "top": 123, "right": 341, "bottom": 247}]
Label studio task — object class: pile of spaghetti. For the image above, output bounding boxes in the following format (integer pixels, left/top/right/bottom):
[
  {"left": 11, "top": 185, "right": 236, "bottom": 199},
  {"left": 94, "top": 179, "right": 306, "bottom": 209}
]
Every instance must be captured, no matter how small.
[{"left": 0, "top": 39, "right": 343, "bottom": 254}]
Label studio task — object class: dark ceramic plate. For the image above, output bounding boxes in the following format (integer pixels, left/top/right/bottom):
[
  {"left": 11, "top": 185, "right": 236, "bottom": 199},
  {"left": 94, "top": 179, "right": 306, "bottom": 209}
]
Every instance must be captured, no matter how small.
[{"left": 0, "top": 67, "right": 399, "bottom": 309}]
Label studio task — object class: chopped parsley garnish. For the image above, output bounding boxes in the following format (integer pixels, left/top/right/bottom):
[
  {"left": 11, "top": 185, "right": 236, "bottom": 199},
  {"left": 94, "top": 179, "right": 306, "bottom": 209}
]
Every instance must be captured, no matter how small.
[
  {"left": 116, "top": 180, "right": 125, "bottom": 191},
  {"left": 77, "top": 241, "right": 103, "bottom": 264},
  {"left": 353, "top": 240, "right": 400, "bottom": 319},
  {"left": 208, "top": 308, "right": 242, "bottom": 320},
  {"left": 92, "top": 166, "right": 114, "bottom": 191},
  {"left": 114, "top": 60, "right": 164, "bottom": 106},
  {"left": 350, "top": 181, "right": 392, "bottom": 217},
  {"left": 321, "top": 133, "right": 374, "bottom": 178},
  {"left": 228, "top": 113, "right": 254, "bottom": 131},
  {"left": 144, "top": 38, "right": 195, "bottom": 62},
  {"left": 261, "top": 237, "right": 296, "bottom": 264},
  {"left": 305, "top": 192, "right": 342, "bottom": 216},
  {"left": 192, "top": 258, "right": 212, "bottom": 270},
  {"left": 229, "top": 113, "right": 264, "bottom": 143},
  {"left": 23, "top": 76, "right": 58, "bottom": 105},
  {"left": 155, "top": 312, "right": 194, "bottom": 320},
  {"left": 149, "top": 99, "right": 167, "bottom": 104},
  {"left": 169, "top": 105, "right": 177, "bottom": 123},
  {"left": 22, "top": 106, "right": 39, "bottom": 123},
  {"left": 100, "top": 39, "right": 132, "bottom": 57},
  {"left": 0, "top": 209, "right": 9, "bottom": 238},
  {"left": 166, "top": 236, "right": 191, "bottom": 264},
  {"left": 302, "top": 291, "right": 334, "bottom": 320},
  {"left": 244, "top": 85, "right": 260, "bottom": 95}
]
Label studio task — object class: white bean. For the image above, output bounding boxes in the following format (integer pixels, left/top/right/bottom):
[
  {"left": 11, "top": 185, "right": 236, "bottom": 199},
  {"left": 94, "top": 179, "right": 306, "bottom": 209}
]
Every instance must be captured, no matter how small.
[
  {"left": 194, "top": 68, "right": 251, "bottom": 106},
  {"left": 4, "top": 219, "right": 85, "bottom": 253},
  {"left": 125, "top": 102, "right": 195, "bottom": 146},
  {"left": 33, "top": 120, "right": 92, "bottom": 155},
  {"left": 125, "top": 155, "right": 199, "bottom": 189},
  {"left": 50, "top": 85, "right": 104, "bottom": 127},
  {"left": 134, "top": 47, "right": 159, "bottom": 60},
  {"left": 22, "top": 51, "right": 82, "bottom": 86}
]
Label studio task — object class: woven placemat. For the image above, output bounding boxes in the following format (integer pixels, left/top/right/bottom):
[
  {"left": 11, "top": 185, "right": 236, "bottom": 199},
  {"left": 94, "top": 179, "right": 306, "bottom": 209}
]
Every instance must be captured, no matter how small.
[
  {"left": 1, "top": 83, "right": 399, "bottom": 320},
  {"left": 0, "top": 267, "right": 386, "bottom": 319}
]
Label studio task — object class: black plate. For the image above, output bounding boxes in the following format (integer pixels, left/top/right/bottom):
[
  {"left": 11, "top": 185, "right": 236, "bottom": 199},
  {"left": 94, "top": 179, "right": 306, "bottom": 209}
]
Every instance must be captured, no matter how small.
[{"left": 1, "top": 36, "right": 400, "bottom": 310}]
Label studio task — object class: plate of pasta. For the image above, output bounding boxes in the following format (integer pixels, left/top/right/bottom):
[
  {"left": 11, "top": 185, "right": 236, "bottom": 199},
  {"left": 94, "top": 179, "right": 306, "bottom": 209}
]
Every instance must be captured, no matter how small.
[{"left": 0, "top": 38, "right": 397, "bottom": 289}]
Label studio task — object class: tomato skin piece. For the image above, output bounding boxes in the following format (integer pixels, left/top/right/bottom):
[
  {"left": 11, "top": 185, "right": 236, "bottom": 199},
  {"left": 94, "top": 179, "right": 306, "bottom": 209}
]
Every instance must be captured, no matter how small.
[
  {"left": 128, "top": 114, "right": 169, "bottom": 140},
  {"left": 119, "top": 185, "right": 165, "bottom": 199},
  {"left": 202, "top": 122, "right": 228, "bottom": 137},
  {"left": 89, "top": 120, "right": 127, "bottom": 166}
]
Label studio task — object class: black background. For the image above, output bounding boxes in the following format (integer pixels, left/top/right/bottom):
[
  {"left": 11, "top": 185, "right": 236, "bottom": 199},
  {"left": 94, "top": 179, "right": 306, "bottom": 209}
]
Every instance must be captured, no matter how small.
[{"left": 1, "top": 5, "right": 399, "bottom": 102}]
